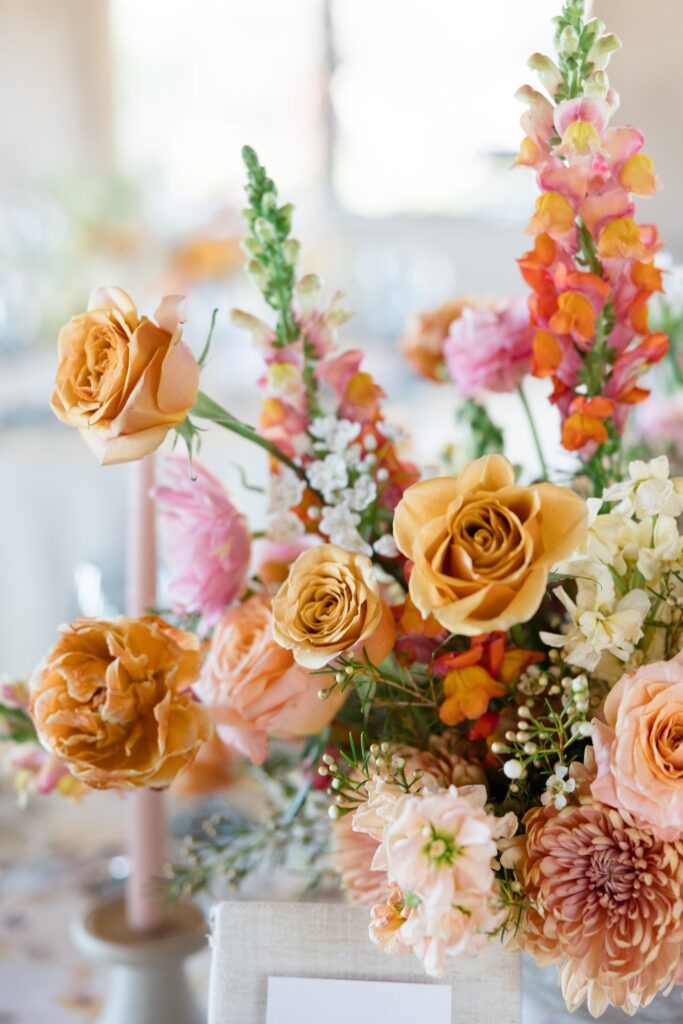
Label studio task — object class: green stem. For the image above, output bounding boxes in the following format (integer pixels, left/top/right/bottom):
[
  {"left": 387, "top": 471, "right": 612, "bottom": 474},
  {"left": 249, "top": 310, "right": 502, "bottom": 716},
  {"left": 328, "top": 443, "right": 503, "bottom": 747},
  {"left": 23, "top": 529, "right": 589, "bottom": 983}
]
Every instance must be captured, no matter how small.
[
  {"left": 191, "top": 391, "right": 306, "bottom": 479},
  {"left": 517, "top": 383, "right": 549, "bottom": 480}
]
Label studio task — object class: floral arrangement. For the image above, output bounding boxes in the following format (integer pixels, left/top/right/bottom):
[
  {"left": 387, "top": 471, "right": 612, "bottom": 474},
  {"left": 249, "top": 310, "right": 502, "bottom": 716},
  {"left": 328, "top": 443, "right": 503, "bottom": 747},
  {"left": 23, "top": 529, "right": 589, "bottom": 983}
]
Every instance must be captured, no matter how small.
[{"left": 4, "top": 0, "right": 683, "bottom": 1018}]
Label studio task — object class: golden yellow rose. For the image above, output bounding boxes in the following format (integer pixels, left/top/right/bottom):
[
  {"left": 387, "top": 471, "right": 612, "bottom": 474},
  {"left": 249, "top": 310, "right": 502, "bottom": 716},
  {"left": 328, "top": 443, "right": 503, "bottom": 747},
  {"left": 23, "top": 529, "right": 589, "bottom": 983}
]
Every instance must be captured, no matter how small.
[
  {"left": 272, "top": 544, "right": 396, "bottom": 669},
  {"left": 394, "top": 454, "right": 587, "bottom": 635},
  {"left": 30, "top": 616, "right": 211, "bottom": 790},
  {"left": 51, "top": 287, "right": 199, "bottom": 465}
]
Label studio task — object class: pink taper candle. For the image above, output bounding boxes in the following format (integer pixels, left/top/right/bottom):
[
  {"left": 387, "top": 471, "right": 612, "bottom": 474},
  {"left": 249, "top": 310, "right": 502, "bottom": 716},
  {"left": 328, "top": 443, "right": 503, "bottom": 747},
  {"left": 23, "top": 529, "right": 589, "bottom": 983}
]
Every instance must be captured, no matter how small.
[{"left": 125, "top": 454, "right": 167, "bottom": 933}]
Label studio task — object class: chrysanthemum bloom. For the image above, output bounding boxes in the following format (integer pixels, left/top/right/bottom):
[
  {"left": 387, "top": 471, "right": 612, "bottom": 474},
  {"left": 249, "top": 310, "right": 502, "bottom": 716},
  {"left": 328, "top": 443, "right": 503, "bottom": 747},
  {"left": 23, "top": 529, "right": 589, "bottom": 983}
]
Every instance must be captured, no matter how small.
[
  {"left": 30, "top": 616, "right": 211, "bottom": 790},
  {"left": 393, "top": 454, "right": 587, "bottom": 635},
  {"left": 155, "top": 455, "right": 251, "bottom": 632},
  {"left": 443, "top": 296, "right": 534, "bottom": 398},
  {"left": 51, "top": 288, "right": 199, "bottom": 465},
  {"left": 516, "top": 796, "right": 683, "bottom": 1017}
]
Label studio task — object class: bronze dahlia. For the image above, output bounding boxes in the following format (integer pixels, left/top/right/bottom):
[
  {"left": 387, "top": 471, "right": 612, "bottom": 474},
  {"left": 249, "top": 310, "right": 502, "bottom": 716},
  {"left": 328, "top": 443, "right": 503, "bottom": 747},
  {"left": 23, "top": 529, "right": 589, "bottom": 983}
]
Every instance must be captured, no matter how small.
[{"left": 516, "top": 798, "right": 683, "bottom": 1018}]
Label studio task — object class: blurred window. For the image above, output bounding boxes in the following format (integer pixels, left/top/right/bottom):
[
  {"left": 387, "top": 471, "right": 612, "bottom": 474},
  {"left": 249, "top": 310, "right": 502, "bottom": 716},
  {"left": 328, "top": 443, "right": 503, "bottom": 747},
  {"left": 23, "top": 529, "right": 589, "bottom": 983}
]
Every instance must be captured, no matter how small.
[{"left": 112, "top": 0, "right": 556, "bottom": 217}]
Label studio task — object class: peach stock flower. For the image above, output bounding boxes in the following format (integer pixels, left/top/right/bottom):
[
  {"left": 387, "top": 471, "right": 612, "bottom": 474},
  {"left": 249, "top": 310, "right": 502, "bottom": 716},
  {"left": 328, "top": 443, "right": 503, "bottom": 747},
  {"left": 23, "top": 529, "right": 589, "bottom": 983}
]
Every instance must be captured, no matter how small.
[
  {"left": 365, "top": 785, "right": 516, "bottom": 976},
  {"left": 516, "top": 795, "right": 683, "bottom": 1017},
  {"left": 272, "top": 544, "right": 395, "bottom": 669},
  {"left": 30, "top": 617, "right": 210, "bottom": 790},
  {"left": 51, "top": 287, "right": 199, "bottom": 465},
  {"left": 194, "top": 595, "right": 345, "bottom": 764},
  {"left": 591, "top": 653, "right": 683, "bottom": 841},
  {"left": 393, "top": 454, "right": 587, "bottom": 636}
]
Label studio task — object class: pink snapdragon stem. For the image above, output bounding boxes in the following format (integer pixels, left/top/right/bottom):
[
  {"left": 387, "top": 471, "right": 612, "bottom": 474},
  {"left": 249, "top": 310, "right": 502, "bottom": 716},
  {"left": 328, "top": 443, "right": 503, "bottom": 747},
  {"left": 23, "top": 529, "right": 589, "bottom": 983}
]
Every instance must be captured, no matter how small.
[{"left": 125, "top": 455, "right": 167, "bottom": 933}]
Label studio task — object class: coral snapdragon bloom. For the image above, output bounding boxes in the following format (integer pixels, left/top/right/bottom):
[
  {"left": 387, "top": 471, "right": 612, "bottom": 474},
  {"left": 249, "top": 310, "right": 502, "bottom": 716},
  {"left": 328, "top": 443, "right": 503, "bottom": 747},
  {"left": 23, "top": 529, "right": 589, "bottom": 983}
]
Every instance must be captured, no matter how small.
[{"left": 436, "top": 633, "right": 543, "bottom": 726}]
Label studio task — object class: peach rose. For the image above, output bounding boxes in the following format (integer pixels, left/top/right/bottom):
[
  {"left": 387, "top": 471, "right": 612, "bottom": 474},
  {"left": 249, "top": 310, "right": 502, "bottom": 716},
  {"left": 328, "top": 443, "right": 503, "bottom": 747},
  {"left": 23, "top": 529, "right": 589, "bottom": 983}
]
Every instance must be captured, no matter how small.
[
  {"left": 592, "top": 652, "right": 683, "bottom": 841},
  {"left": 51, "top": 287, "right": 199, "bottom": 465},
  {"left": 194, "top": 595, "right": 346, "bottom": 764},
  {"left": 393, "top": 454, "right": 587, "bottom": 635},
  {"left": 272, "top": 544, "right": 396, "bottom": 669},
  {"left": 30, "top": 616, "right": 211, "bottom": 790}
]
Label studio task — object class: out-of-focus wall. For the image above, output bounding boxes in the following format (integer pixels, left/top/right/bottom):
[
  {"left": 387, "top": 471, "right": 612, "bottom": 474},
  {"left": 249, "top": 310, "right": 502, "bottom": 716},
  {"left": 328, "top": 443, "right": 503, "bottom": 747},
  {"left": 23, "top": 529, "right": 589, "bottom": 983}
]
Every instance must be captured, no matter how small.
[
  {"left": 0, "top": 0, "right": 113, "bottom": 183},
  {"left": 596, "top": 0, "right": 683, "bottom": 252}
]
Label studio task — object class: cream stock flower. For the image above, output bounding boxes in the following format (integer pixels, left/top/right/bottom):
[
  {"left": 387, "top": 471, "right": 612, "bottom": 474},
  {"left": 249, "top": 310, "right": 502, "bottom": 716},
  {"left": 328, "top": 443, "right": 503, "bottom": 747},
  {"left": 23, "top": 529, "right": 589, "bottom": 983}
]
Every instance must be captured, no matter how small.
[
  {"left": 271, "top": 544, "right": 395, "bottom": 669},
  {"left": 393, "top": 455, "right": 587, "bottom": 636},
  {"left": 51, "top": 287, "right": 199, "bottom": 465},
  {"left": 541, "top": 571, "right": 650, "bottom": 671},
  {"left": 30, "top": 616, "right": 210, "bottom": 790}
]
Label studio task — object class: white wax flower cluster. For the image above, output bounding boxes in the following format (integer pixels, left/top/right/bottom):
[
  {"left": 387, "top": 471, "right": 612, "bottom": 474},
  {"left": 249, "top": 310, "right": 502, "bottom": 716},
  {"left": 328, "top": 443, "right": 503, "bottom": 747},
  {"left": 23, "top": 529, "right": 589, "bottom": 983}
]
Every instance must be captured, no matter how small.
[
  {"left": 542, "top": 457, "right": 683, "bottom": 673},
  {"left": 266, "top": 413, "right": 405, "bottom": 558}
]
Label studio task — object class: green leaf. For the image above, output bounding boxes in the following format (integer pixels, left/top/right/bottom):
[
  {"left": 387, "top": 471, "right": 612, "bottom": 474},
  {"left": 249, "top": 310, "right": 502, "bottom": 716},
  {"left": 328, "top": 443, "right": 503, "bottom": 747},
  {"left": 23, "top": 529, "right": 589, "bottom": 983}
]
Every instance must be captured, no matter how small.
[
  {"left": 0, "top": 704, "right": 38, "bottom": 744},
  {"left": 191, "top": 390, "right": 306, "bottom": 478}
]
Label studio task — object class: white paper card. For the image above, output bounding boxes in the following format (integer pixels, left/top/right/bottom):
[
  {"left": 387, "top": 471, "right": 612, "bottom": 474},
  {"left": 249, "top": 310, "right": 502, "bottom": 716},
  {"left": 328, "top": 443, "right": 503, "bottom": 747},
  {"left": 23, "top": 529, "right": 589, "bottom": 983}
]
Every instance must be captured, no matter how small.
[{"left": 266, "top": 976, "right": 452, "bottom": 1024}]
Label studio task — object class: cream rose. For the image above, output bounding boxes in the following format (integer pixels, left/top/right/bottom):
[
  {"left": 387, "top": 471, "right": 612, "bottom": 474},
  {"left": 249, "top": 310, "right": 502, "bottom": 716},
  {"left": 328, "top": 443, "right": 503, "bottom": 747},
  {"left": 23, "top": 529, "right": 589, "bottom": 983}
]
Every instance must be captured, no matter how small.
[
  {"left": 51, "top": 287, "right": 199, "bottom": 465},
  {"left": 272, "top": 544, "right": 396, "bottom": 669},
  {"left": 393, "top": 454, "right": 587, "bottom": 635},
  {"left": 194, "top": 594, "right": 346, "bottom": 764},
  {"left": 592, "top": 652, "right": 683, "bottom": 840},
  {"left": 30, "top": 616, "right": 211, "bottom": 790}
]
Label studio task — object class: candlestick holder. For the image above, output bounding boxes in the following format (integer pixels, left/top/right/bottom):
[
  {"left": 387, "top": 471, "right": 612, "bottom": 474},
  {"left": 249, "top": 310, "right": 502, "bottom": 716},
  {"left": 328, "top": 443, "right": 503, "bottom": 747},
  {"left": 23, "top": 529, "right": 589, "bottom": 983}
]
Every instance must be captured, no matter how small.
[{"left": 72, "top": 895, "right": 206, "bottom": 1024}]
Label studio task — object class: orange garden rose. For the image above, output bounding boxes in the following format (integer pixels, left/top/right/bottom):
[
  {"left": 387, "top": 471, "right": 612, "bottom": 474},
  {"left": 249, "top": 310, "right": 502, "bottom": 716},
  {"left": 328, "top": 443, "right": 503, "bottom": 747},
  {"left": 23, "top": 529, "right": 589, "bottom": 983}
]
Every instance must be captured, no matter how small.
[
  {"left": 194, "top": 594, "right": 346, "bottom": 764},
  {"left": 393, "top": 454, "right": 587, "bottom": 635},
  {"left": 30, "top": 616, "right": 211, "bottom": 790},
  {"left": 272, "top": 544, "right": 396, "bottom": 669},
  {"left": 51, "top": 287, "right": 199, "bottom": 465}
]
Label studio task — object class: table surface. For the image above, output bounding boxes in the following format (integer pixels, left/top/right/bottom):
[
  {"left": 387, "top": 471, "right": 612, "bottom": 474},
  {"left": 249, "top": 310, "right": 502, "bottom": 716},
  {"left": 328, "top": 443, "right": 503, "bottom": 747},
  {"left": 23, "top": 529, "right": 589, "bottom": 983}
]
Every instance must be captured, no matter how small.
[{"left": 0, "top": 791, "right": 209, "bottom": 1024}]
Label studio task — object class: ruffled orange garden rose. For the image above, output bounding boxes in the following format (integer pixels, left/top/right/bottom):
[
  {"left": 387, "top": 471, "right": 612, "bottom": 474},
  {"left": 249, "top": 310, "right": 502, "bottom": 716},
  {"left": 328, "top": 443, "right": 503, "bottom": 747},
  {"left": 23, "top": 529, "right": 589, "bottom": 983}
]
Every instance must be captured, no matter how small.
[
  {"left": 30, "top": 616, "right": 211, "bottom": 790},
  {"left": 393, "top": 454, "right": 587, "bottom": 636},
  {"left": 51, "top": 287, "right": 199, "bottom": 465}
]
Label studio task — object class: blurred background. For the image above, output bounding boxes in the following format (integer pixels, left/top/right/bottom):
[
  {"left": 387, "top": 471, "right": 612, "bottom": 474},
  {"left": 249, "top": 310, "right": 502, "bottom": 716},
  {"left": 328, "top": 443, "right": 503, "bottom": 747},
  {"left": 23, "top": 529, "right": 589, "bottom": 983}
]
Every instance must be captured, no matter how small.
[{"left": 2, "top": 0, "right": 682, "bottom": 677}]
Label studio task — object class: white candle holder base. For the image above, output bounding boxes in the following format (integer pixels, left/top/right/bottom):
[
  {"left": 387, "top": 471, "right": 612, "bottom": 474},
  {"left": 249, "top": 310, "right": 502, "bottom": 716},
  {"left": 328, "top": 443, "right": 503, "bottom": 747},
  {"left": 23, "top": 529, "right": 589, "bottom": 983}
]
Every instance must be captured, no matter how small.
[{"left": 72, "top": 895, "right": 206, "bottom": 1024}]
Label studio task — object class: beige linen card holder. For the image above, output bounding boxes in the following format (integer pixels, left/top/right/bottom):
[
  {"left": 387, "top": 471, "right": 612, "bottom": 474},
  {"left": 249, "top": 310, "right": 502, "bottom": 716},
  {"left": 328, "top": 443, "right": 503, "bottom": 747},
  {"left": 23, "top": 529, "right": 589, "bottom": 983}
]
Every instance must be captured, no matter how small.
[{"left": 208, "top": 901, "right": 521, "bottom": 1024}]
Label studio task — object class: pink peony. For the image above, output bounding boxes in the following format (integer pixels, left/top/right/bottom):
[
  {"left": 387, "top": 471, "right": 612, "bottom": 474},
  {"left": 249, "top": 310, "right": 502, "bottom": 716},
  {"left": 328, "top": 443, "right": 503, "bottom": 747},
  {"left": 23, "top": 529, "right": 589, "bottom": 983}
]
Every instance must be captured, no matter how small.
[
  {"left": 517, "top": 793, "right": 683, "bottom": 1017},
  {"left": 591, "top": 652, "right": 683, "bottom": 841},
  {"left": 154, "top": 455, "right": 251, "bottom": 631},
  {"left": 443, "top": 296, "right": 534, "bottom": 398}
]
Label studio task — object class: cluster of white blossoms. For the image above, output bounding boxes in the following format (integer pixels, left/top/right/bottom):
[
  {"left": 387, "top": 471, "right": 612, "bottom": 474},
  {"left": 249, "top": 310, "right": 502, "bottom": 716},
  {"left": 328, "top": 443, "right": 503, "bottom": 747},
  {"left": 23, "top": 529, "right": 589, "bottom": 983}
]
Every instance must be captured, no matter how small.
[
  {"left": 266, "top": 468, "right": 307, "bottom": 544},
  {"left": 542, "top": 457, "right": 683, "bottom": 673},
  {"left": 305, "top": 415, "right": 382, "bottom": 556},
  {"left": 266, "top": 412, "right": 406, "bottom": 557}
]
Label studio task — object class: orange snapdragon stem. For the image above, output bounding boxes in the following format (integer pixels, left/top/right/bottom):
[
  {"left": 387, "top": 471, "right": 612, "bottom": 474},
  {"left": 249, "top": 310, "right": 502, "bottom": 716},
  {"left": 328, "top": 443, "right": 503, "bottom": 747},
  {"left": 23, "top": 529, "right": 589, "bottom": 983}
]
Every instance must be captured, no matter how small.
[{"left": 125, "top": 455, "right": 167, "bottom": 933}]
